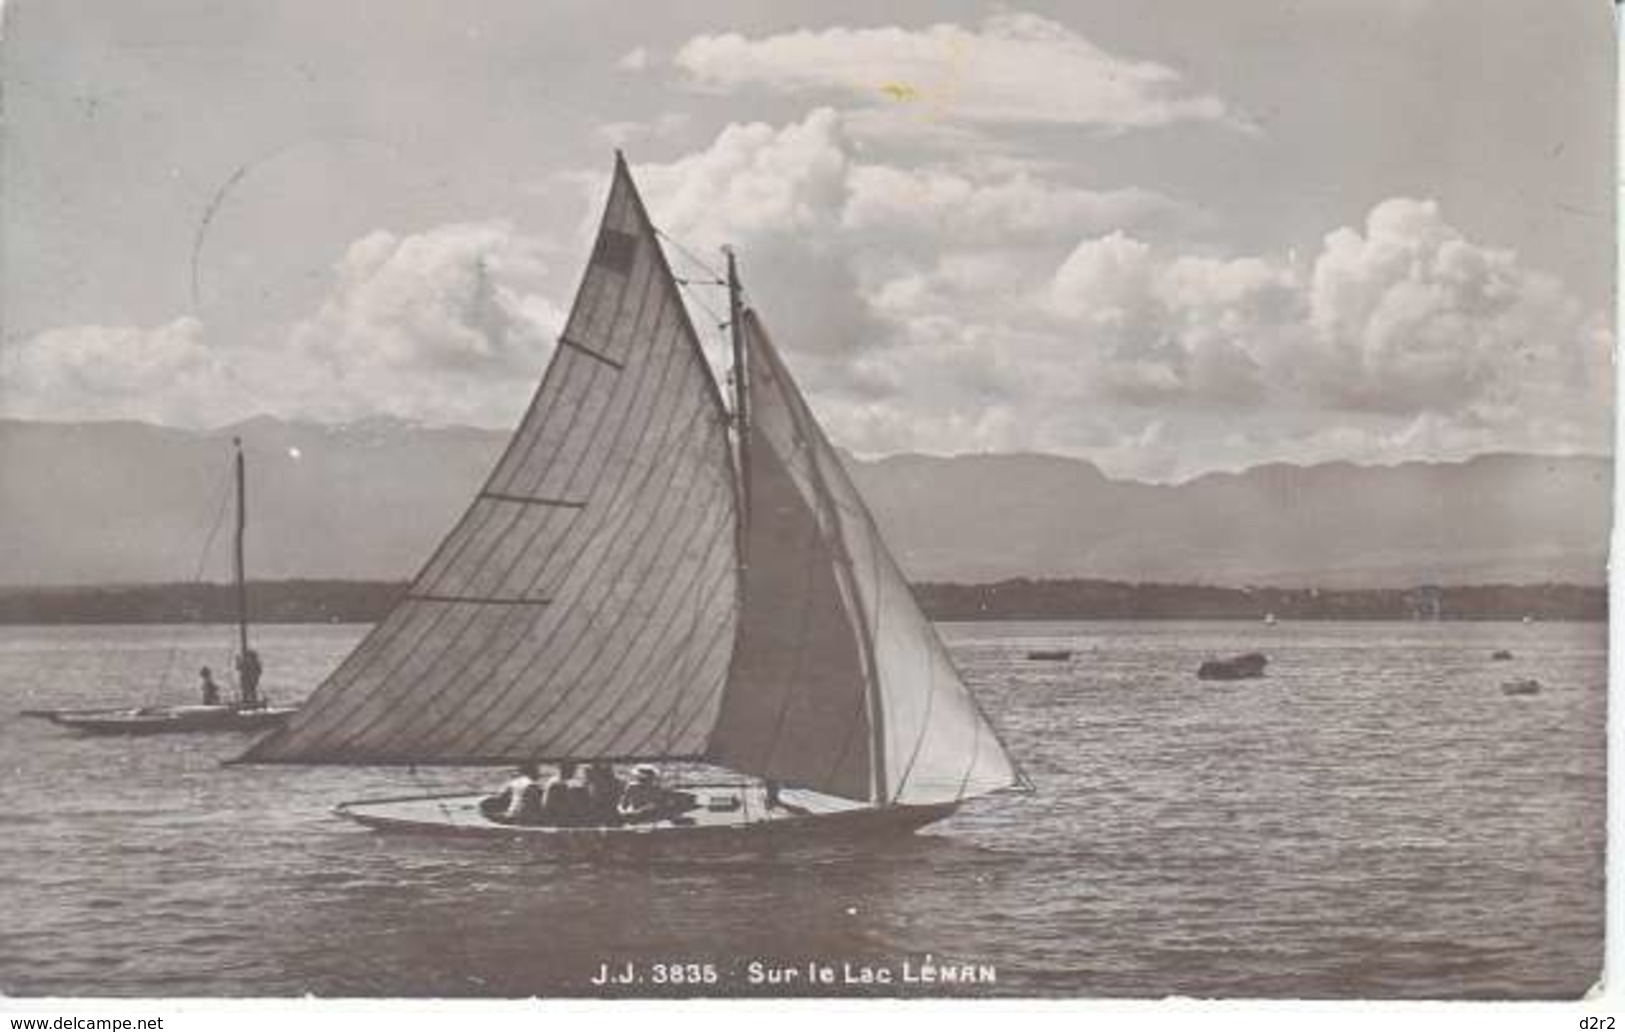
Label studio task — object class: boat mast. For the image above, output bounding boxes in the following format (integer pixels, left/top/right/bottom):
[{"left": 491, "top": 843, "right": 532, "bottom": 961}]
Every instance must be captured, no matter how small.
[
  {"left": 232, "top": 436, "right": 249, "bottom": 659},
  {"left": 726, "top": 247, "right": 751, "bottom": 542}
]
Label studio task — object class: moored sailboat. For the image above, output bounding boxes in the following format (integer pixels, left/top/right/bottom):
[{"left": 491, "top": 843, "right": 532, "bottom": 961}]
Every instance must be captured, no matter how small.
[
  {"left": 236, "top": 155, "right": 1027, "bottom": 841},
  {"left": 25, "top": 438, "right": 297, "bottom": 734}
]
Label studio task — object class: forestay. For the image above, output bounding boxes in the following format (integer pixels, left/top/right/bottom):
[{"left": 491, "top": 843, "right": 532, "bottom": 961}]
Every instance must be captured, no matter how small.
[{"left": 242, "top": 157, "right": 740, "bottom": 765}]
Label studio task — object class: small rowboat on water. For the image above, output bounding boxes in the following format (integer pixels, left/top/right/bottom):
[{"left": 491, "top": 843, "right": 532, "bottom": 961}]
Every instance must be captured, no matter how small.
[{"left": 1025, "top": 649, "right": 1074, "bottom": 662}]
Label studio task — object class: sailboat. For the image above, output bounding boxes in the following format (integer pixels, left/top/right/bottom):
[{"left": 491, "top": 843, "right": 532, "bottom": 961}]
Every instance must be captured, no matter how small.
[
  {"left": 26, "top": 438, "right": 297, "bottom": 734},
  {"left": 237, "top": 155, "right": 1027, "bottom": 842}
]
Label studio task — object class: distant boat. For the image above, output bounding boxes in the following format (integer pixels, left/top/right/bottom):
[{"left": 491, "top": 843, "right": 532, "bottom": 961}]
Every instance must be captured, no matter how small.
[
  {"left": 1491, "top": 649, "right": 1514, "bottom": 661},
  {"left": 1501, "top": 678, "right": 1541, "bottom": 696},
  {"left": 24, "top": 438, "right": 296, "bottom": 735},
  {"left": 1025, "top": 649, "right": 1074, "bottom": 662},
  {"left": 234, "top": 155, "right": 1028, "bottom": 843},
  {"left": 1197, "top": 652, "right": 1268, "bottom": 681},
  {"left": 1263, "top": 613, "right": 1277, "bottom": 626}
]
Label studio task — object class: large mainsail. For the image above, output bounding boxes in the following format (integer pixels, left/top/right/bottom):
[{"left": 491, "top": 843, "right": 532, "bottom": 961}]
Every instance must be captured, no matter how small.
[
  {"left": 708, "top": 313, "right": 1023, "bottom": 805},
  {"left": 242, "top": 156, "right": 740, "bottom": 765}
]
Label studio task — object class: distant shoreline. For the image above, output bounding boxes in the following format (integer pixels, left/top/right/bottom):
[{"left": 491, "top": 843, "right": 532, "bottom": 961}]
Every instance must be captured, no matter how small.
[{"left": 0, "top": 578, "right": 1604, "bottom": 624}]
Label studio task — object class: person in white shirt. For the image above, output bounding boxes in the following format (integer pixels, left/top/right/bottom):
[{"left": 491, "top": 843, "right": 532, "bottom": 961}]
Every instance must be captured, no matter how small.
[{"left": 480, "top": 762, "right": 542, "bottom": 824}]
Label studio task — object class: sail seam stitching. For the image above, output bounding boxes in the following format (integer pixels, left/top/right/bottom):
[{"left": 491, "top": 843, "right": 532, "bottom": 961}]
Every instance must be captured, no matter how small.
[
  {"left": 449, "top": 275, "right": 705, "bottom": 756},
  {"left": 478, "top": 491, "right": 587, "bottom": 508},
  {"left": 299, "top": 190, "right": 668, "bottom": 756},
  {"left": 373, "top": 269, "right": 687, "bottom": 757},
  {"left": 405, "top": 593, "right": 554, "bottom": 606}
]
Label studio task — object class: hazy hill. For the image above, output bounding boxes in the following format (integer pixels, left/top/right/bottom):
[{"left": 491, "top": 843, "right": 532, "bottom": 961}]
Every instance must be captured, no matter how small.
[{"left": 0, "top": 417, "right": 1609, "bottom": 588}]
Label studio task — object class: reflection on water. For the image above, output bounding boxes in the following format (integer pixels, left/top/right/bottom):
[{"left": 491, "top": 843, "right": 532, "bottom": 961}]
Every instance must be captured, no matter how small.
[{"left": 0, "top": 620, "right": 1604, "bottom": 998}]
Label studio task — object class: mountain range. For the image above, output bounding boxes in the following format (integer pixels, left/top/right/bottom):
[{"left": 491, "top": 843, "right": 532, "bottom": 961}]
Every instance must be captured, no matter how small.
[{"left": 0, "top": 416, "right": 1609, "bottom": 588}]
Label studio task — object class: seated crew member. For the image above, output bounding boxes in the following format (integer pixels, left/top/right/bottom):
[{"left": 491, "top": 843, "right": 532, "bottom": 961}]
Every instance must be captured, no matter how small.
[
  {"left": 617, "top": 766, "right": 664, "bottom": 822},
  {"left": 199, "top": 666, "right": 222, "bottom": 706},
  {"left": 236, "top": 648, "right": 264, "bottom": 709},
  {"left": 480, "top": 762, "right": 543, "bottom": 824},
  {"left": 541, "top": 761, "right": 584, "bottom": 825},
  {"left": 618, "top": 766, "right": 697, "bottom": 823},
  {"left": 584, "top": 762, "right": 624, "bottom": 824}
]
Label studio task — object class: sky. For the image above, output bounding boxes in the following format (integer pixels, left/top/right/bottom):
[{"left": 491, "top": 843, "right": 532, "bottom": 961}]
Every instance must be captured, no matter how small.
[{"left": 0, "top": 0, "right": 1613, "bottom": 481}]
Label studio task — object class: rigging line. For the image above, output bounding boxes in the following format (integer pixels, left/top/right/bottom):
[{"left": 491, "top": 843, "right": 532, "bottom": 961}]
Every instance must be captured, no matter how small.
[
  {"left": 954, "top": 714, "right": 983, "bottom": 803},
  {"left": 156, "top": 461, "right": 235, "bottom": 697},
  {"left": 674, "top": 279, "right": 727, "bottom": 334},
  {"left": 653, "top": 225, "right": 725, "bottom": 283}
]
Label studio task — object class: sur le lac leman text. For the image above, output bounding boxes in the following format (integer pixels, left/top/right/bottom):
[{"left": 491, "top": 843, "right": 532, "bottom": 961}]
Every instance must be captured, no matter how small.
[{"left": 589, "top": 957, "right": 997, "bottom": 990}]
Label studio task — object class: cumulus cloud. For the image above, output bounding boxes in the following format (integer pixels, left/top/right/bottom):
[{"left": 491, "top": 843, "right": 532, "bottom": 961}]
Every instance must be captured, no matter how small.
[
  {"left": 274, "top": 221, "right": 566, "bottom": 424},
  {"left": 2, "top": 118, "right": 1607, "bottom": 483},
  {"left": 0, "top": 316, "right": 244, "bottom": 425},
  {"left": 673, "top": 13, "right": 1245, "bottom": 134},
  {"left": 1, "top": 222, "right": 567, "bottom": 429},
  {"left": 630, "top": 107, "right": 1178, "bottom": 389},
  {"left": 1044, "top": 198, "right": 1610, "bottom": 428},
  {"left": 1303, "top": 199, "right": 1603, "bottom": 417},
  {"left": 613, "top": 111, "right": 1609, "bottom": 477}
]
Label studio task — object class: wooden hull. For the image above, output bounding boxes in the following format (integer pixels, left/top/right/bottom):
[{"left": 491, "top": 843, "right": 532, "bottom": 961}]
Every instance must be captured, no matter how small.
[
  {"left": 23, "top": 704, "right": 297, "bottom": 735},
  {"left": 334, "top": 784, "right": 958, "bottom": 851}
]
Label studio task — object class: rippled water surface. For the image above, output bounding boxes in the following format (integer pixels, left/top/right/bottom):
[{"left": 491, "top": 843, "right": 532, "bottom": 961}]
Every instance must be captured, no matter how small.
[{"left": 0, "top": 620, "right": 1603, "bottom": 998}]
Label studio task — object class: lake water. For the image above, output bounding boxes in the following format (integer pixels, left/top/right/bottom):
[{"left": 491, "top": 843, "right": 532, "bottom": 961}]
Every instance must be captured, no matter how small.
[{"left": 0, "top": 620, "right": 1604, "bottom": 999}]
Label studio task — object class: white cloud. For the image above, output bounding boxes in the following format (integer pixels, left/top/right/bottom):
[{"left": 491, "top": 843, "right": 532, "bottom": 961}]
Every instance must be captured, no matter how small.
[
  {"left": 622, "top": 107, "right": 1186, "bottom": 429},
  {"left": 673, "top": 13, "right": 1245, "bottom": 134},
  {"left": 1030, "top": 198, "right": 1613, "bottom": 474},
  {"left": 0, "top": 316, "right": 243, "bottom": 425},
  {"left": 1, "top": 222, "right": 567, "bottom": 429},
  {"left": 1303, "top": 198, "right": 1604, "bottom": 417},
  {"left": 1041, "top": 198, "right": 1611, "bottom": 425},
  {"left": 2, "top": 113, "right": 1607, "bottom": 483},
  {"left": 618, "top": 112, "right": 1608, "bottom": 477},
  {"left": 843, "top": 163, "right": 1172, "bottom": 246},
  {"left": 275, "top": 221, "right": 566, "bottom": 424},
  {"left": 616, "top": 46, "right": 649, "bottom": 72}
]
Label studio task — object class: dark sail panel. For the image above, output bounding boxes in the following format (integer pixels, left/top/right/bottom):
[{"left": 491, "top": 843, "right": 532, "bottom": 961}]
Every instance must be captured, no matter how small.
[
  {"left": 242, "top": 157, "right": 739, "bottom": 766},
  {"left": 735, "top": 314, "right": 1022, "bottom": 804},
  {"left": 704, "top": 425, "right": 873, "bottom": 802}
]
